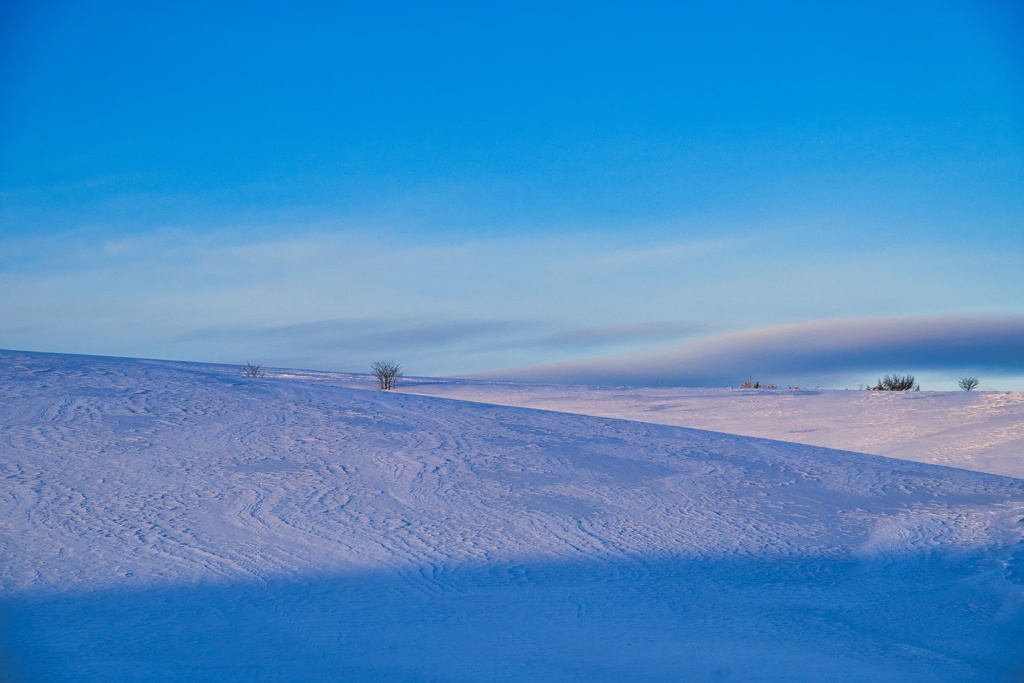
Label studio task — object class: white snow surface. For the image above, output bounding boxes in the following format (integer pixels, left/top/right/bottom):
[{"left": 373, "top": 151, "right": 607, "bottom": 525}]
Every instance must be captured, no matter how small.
[
  {"left": 2, "top": 350, "right": 1024, "bottom": 681},
  {"left": 398, "top": 379, "right": 1024, "bottom": 479}
]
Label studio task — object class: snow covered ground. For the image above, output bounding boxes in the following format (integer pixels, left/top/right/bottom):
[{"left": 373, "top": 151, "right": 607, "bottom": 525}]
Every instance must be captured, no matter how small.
[
  {"left": 398, "top": 379, "right": 1024, "bottom": 479},
  {"left": 2, "top": 350, "right": 1024, "bottom": 681}
]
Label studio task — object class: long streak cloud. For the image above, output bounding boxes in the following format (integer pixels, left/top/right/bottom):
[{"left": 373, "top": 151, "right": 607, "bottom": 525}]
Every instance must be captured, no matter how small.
[{"left": 472, "top": 316, "right": 1024, "bottom": 387}]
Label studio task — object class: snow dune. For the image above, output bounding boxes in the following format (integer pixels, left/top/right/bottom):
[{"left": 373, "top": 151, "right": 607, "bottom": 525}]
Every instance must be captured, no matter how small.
[{"left": 2, "top": 351, "right": 1023, "bottom": 681}]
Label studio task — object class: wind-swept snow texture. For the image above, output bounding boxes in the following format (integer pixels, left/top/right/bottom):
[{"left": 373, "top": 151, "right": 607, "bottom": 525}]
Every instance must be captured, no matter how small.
[
  {"left": 400, "top": 380, "right": 1024, "bottom": 479},
  {"left": 2, "top": 351, "right": 1024, "bottom": 681}
]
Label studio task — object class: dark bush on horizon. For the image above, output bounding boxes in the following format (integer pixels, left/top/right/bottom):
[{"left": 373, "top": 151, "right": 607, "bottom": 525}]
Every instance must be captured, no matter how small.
[
  {"left": 871, "top": 374, "right": 918, "bottom": 391},
  {"left": 958, "top": 376, "right": 980, "bottom": 391},
  {"left": 242, "top": 361, "right": 266, "bottom": 378},
  {"left": 740, "top": 378, "right": 777, "bottom": 389}
]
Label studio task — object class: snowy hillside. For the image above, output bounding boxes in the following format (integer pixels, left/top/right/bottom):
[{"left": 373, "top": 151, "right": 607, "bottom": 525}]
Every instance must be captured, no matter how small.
[
  {"left": 397, "top": 380, "right": 1024, "bottom": 478},
  {"left": 2, "top": 350, "right": 1024, "bottom": 681}
]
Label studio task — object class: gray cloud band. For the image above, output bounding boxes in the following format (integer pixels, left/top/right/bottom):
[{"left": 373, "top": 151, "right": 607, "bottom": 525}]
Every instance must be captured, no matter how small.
[{"left": 474, "top": 316, "right": 1024, "bottom": 386}]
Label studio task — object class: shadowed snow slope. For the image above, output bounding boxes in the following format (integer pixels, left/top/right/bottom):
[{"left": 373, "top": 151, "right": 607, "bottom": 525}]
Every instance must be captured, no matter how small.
[
  {"left": 2, "top": 351, "right": 1024, "bottom": 681},
  {"left": 397, "top": 380, "right": 1024, "bottom": 479}
]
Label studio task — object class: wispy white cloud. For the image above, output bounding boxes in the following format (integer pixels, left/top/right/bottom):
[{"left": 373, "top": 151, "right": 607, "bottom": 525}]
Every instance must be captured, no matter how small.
[
  {"left": 566, "top": 237, "right": 747, "bottom": 272},
  {"left": 463, "top": 322, "right": 703, "bottom": 353},
  {"left": 177, "top": 317, "right": 535, "bottom": 353},
  {"left": 0, "top": 225, "right": 726, "bottom": 367},
  {"left": 2, "top": 222, "right": 1022, "bottom": 381}
]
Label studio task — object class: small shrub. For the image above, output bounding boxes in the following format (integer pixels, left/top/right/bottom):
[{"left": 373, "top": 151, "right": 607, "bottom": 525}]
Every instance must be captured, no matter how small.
[
  {"left": 873, "top": 374, "right": 918, "bottom": 391},
  {"left": 957, "top": 376, "right": 979, "bottom": 391},
  {"left": 371, "top": 360, "right": 403, "bottom": 390},
  {"left": 740, "top": 378, "right": 777, "bottom": 389},
  {"left": 242, "top": 361, "right": 266, "bottom": 378}
]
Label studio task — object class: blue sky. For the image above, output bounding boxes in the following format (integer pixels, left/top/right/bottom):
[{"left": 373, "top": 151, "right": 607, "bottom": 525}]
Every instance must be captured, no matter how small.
[{"left": 2, "top": 1, "right": 1023, "bottom": 388}]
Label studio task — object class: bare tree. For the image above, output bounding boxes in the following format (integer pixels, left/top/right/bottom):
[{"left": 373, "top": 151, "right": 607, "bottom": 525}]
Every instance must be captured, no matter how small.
[
  {"left": 371, "top": 360, "right": 403, "bottom": 390},
  {"left": 241, "top": 361, "right": 266, "bottom": 378},
  {"left": 958, "top": 376, "right": 979, "bottom": 391}
]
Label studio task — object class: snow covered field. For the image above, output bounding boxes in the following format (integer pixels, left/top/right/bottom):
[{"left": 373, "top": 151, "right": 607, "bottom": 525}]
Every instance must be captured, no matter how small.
[
  {"left": 2, "top": 351, "right": 1024, "bottom": 681},
  {"left": 397, "top": 379, "right": 1024, "bottom": 479}
]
